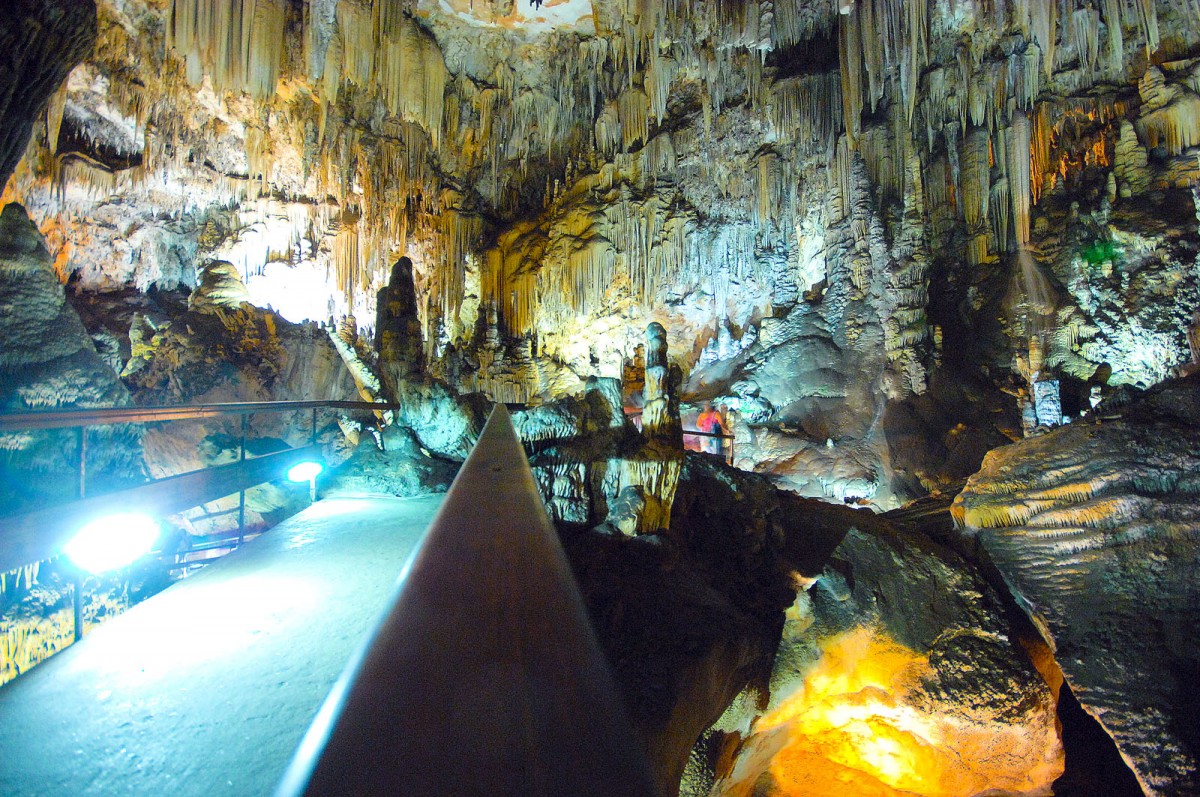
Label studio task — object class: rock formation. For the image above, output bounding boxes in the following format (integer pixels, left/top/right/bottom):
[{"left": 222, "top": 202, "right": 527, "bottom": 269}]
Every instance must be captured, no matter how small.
[
  {"left": 0, "top": 0, "right": 97, "bottom": 187},
  {"left": 706, "top": 513, "right": 1064, "bottom": 796},
  {"left": 564, "top": 453, "right": 855, "bottom": 797},
  {"left": 643, "top": 321, "right": 683, "bottom": 446},
  {"left": 0, "top": 203, "right": 142, "bottom": 513},
  {"left": 2, "top": 0, "right": 1199, "bottom": 508},
  {"left": 953, "top": 375, "right": 1200, "bottom": 796}
]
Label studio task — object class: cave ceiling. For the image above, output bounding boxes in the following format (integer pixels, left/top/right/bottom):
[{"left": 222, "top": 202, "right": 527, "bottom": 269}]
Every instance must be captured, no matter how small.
[{"left": 4, "top": 0, "right": 1200, "bottom": 503}]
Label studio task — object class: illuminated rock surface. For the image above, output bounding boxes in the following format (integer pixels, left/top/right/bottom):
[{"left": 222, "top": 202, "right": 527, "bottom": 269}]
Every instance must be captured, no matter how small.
[
  {"left": 566, "top": 453, "right": 856, "bottom": 796},
  {"left": 953, "top": 375, "right": 1200, "bottom": 796},
  {"left": 0, "top": 0, "right": 1195, "bottom": 505},
  {"left": 0, "top": 203, "right": 142, "bottom": 512},
  {"left": 705, "top": 515, "right": 1063, "bottom": 797}
]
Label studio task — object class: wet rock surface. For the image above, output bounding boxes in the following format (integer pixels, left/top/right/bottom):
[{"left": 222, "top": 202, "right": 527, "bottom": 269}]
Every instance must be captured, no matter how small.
[{"left": 953, "top": 374, "right": 1200, "bottom": 796}]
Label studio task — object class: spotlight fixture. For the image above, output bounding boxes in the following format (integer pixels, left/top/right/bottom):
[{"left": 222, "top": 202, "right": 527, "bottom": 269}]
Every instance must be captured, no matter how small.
[
  {"left": 63, "top": 512, "right": 160, "bottom": 575},
  {"left": 287, "top": 461, "right": 324, "bottom": 483},
  {"left": 287, "top": 460, "right": 325, "bottom": 502}
]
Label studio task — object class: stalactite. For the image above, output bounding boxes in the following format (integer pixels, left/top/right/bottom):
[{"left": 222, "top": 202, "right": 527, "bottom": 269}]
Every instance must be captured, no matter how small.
[
  {"left": 374, "top": 7, "right": 447, "bottom": 146},
  {"left": 438, "top": 203, "right": 485, "bottom": 321},
  {"left": 1023, "top": 0, "right": 1057, "bottom": 79},
  {"left": 832, "top": 134, "right": 854, "bottom": 223},
  {"left": 1029, "top": 103, "right": 1053, "bottom": 205},
  {"left": 1071, "top": 6, "right": 1102, "bottom": 78},
  {"left": 769, "top": 72, "right": 842, "bottom": 154},
  {"left": 1102, "top": 0, "right": 1124, "bottom": 78},
  {"left": 168, "top": 0, "right": 287, "bottom": 99},
  {"left": 961, "top": 127, "right": 991, "bottom": 265},
  {"left": 757, "top": 150, "right": 777, "bottom": 226},
  {"left": 839, "top": 10, "right": 862, "bottom": 144},
  {"left": 332, "top": 223, "right": 364, "bottom": 302},
  {"left": 991, "top": 176, "right": 1010, "bottom": 254},
  {"left": 1136, "top": 0, "right": 1160, "bottom": 54},
  {"left": 641, "top": 132, "right": 676, "bottom": 184},
  {"left": 858, "top": 0, "right": 884, "bottom": 114},
  {"left": 618, "top": 87, "right": 650, "bottom": 152},
  {"left": 868, "top": 100, "right": 911, "bottom": 203},
  {"left": 770, "top": 0, "right": 835, "bottom": 49},
  {"left": 45, "top": 85, "right": 68, "bottom": 156},
  {"left": 903, "top": 0, "right": 927, "bottom": 123},
  {"left": 1009, "top": 110, "right": 1032, "bottom": 248},
  {"left": 595, "top": 100, "right": 621, "bottom": 159},
  {"left": 644, "top": 50, "right": 676, "bottom": 124}
]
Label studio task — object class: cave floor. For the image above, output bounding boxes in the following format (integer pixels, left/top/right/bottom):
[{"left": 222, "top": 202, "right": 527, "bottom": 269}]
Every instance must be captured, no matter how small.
[{"left": 0, "top": 494, "right": 443, "bottom": 797}]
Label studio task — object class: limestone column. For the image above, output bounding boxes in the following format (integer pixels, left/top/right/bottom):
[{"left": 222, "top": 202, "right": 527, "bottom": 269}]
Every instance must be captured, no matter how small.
[
  {"left": 375, "top": 256, "right": 425, "bottom": 389},
  {"left": 641, "top": 322, "right": 682, "bottom": 446}
]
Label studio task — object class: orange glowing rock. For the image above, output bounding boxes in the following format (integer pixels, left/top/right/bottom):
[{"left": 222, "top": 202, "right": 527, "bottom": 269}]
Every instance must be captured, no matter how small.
[{"left": 715, "top": 628, "right": 1063, "bottom": 797}]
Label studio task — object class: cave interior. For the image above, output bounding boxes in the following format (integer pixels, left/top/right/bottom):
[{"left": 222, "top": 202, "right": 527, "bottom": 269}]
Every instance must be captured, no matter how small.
[{"left": 2, "top": 0, "right": 1200, "bottom": 795}]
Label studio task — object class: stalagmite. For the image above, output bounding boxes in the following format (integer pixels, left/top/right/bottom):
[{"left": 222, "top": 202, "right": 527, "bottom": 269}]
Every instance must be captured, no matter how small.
[
  {"left": 641, "top": 322, "right": 682, "bottom": 446},
  {"left": 376, "top": 256, "right": 424, "bottom": 381}
]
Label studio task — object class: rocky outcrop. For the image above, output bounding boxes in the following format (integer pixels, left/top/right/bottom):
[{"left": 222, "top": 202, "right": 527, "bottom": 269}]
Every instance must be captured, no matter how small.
[
  {"left": 0, "top": 0, "right": 96, "bottom": 186},
  {"left": 124, "top": 296, "right": 359, "bottom": 533},
  {"left": 953, "top": 374, "right": 1200, "bottom": 796},
  {"left": 322, "top": 424, "right": 458, "bottom": 499},
  {"left": 565, "top": 454, "right": 853, "bottom": 797},
  {"left": 0, "top": 203, "right": 141, "bottom": 513},
  {"left": 704, "top": 510, "right": 1063, "bottom": 797},
  {"left": 374, "top": 255, "right": 488, "bottom": 460},
  {"left": 187, "top": 260, "right": 251, "bottom": 312}
]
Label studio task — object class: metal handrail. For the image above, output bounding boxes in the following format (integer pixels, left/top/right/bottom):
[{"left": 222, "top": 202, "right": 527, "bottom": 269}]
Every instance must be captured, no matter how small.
[
  {"left": 276, "top": 405, "right": 656, "bottom": 797},
  {"left": 0, "top": 399, "right": 398, "bottom": 431},
  {"left": 0, "top": 445, "right": 319, "bottom": 574},
  {"left": 0, "top": 400, "right": 394, "bottom": 573}
]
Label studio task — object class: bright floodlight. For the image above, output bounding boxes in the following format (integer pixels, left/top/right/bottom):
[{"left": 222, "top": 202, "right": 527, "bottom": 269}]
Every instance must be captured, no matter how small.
[
  {"left": 64, "top": 512, "right": 159, "bottom": 574},
  {"left": 287, "top": 461, "right": 324, "bottom": 483}
]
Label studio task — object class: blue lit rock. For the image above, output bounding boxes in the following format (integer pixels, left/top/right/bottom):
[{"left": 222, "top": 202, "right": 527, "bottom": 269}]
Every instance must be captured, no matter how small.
[{"left": 0, "top": 203, "right": 143, "bottom": 513}]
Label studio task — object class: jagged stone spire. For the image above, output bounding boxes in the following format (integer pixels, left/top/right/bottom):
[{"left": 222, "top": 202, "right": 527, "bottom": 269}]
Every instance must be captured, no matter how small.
[
  {"left": 641, "top": 321, "right": 681, "bottom": 447},
  {"left": 375, "top": 256, "right": 424, "bottom": 384}
]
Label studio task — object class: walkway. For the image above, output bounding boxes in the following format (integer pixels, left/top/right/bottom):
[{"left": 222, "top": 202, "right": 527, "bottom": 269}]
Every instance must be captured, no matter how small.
[{"left": 0, "top": 494, "right": 442, "bottom": 796}]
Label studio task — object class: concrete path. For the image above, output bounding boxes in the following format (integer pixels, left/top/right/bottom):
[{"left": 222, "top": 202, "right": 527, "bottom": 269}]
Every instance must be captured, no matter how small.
[{"left": 0, "top": 494, "right": 442, "bottom": 796}]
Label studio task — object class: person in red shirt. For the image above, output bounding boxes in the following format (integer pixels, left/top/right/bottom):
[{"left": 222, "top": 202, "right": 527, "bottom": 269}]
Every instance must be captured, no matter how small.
[{"left": 696, "top": 402, "right": 727, "bottom": 455}]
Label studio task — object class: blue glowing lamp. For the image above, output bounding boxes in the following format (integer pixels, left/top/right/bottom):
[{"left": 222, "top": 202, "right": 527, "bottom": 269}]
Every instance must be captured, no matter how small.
[
  {"left": 288, "top": 460, "right": 324, "bottom": 502},
  {"left": 287, "top": 461, "right": 324, "bottom": 483},
  {"left": 63, "top": 512, "right": 160, "bottom": 574}
]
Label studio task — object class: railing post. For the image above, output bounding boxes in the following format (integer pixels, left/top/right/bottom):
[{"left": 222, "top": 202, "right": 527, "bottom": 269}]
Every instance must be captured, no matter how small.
[
  {"left": 74, "top": 427, "right": 87, "bottom": 642},
  {"left": 77, "top": 427, "right": 87, "bottom": 500},
  {"left": 238, "top": 414, "right": 248, "bottom": 546}
]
